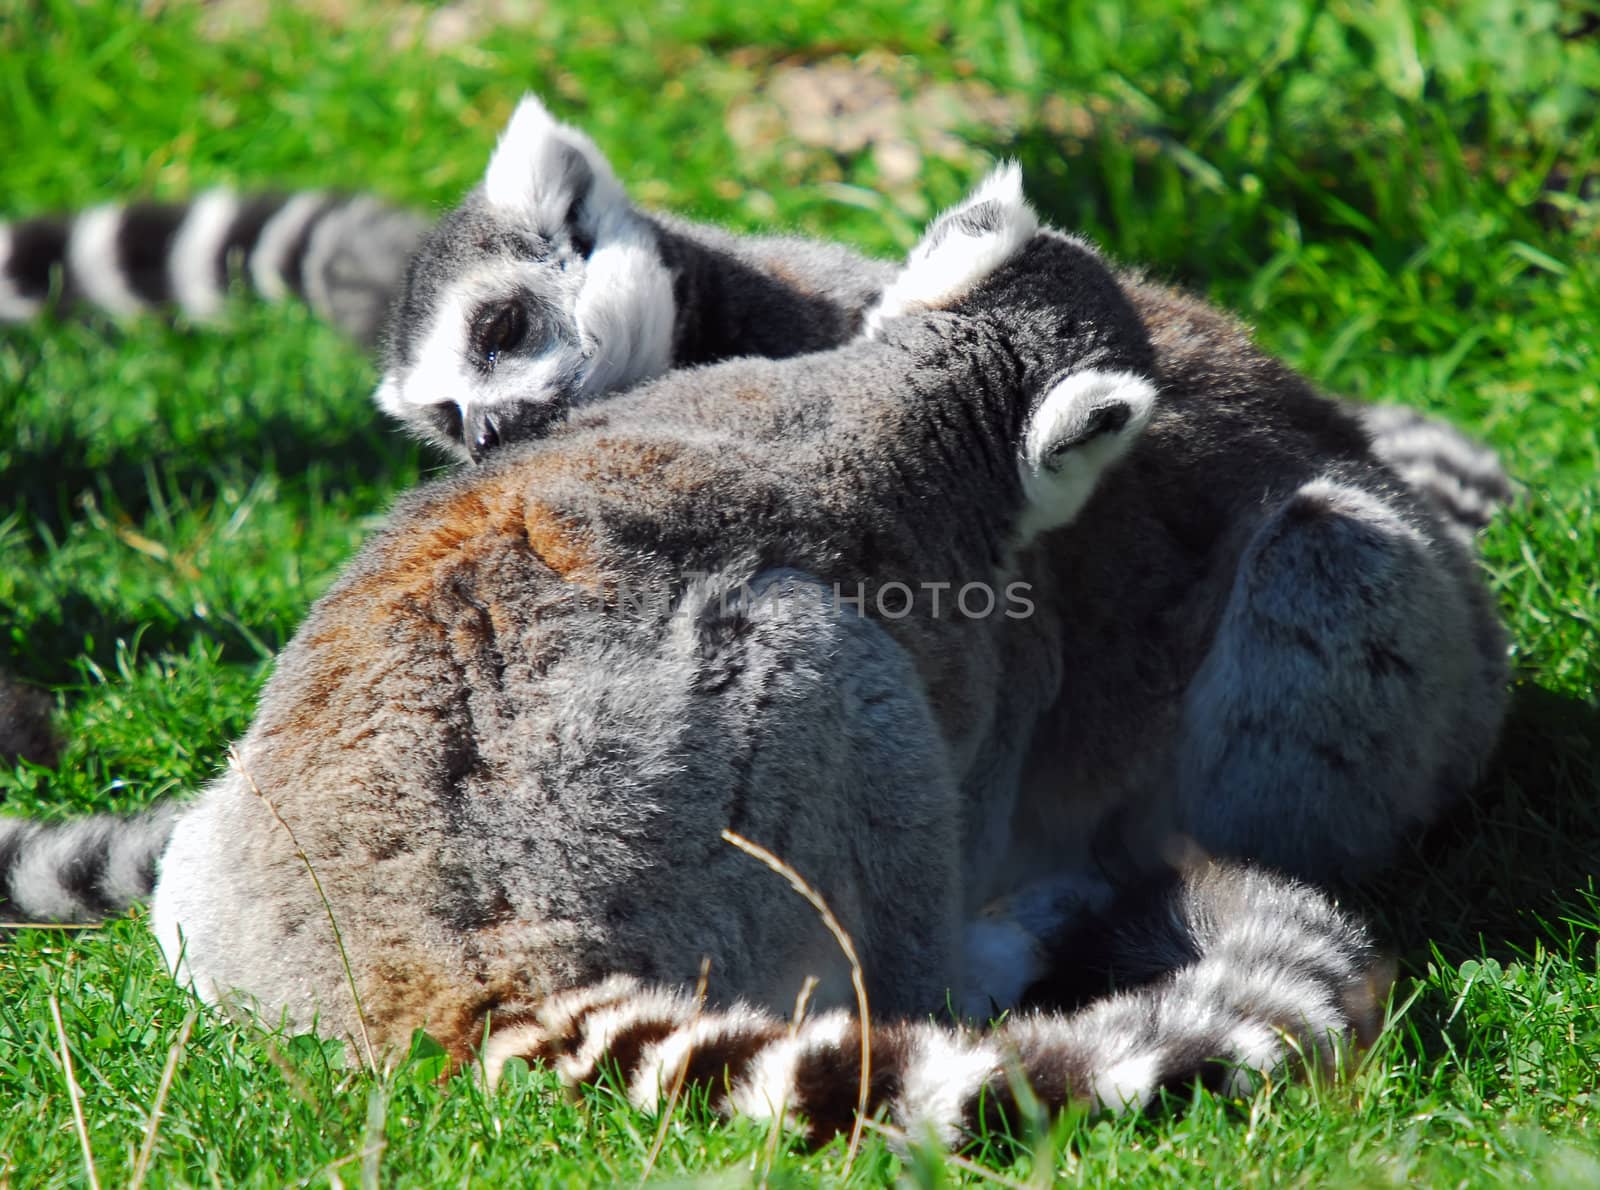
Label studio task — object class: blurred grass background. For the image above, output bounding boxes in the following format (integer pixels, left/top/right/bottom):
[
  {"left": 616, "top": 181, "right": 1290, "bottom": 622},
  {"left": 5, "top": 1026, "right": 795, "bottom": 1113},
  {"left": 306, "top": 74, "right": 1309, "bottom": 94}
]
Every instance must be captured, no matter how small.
[{"left": 1, "top": 0, "right": 1597, "bottom": 1183}]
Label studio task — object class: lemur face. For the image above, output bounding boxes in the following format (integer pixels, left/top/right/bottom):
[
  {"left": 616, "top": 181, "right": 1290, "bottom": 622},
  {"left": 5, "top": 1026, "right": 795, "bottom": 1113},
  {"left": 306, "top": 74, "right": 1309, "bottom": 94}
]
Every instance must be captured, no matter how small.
[{"left": 374, "top": 97, "right": 676, "bottom": 461}]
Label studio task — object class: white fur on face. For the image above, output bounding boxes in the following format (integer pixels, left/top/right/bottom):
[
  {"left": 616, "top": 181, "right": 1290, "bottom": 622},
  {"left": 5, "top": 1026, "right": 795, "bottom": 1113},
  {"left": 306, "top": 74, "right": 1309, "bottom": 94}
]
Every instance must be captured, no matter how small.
[
  {"left": 377, "top": 93, "right": 675, "bottom": 440},
  {"left": 572, "top": 220, "right": 676, "bottom": 399},
  {"left": 865, "top": 162, "right": 1039, "bottom": 335},
  {"left": 1016, "top": 368, "right": 1157, "bottom": 544},
  {"left": 378, "top": 258, "right": 584, "bottom": 418},
  {"left": 377, "top": 218, "right": 674, "bottom": 433}
]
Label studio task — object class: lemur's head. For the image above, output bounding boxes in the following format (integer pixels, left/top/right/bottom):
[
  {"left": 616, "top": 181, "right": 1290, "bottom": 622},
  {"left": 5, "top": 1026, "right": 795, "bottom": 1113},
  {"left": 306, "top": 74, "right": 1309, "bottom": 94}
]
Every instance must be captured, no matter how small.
[
  {"left": 375, "top": 96, "right": 676, "bottom": 461},
  {"left": 864, "top": 163, "right": 1160, "bottom": 544}
]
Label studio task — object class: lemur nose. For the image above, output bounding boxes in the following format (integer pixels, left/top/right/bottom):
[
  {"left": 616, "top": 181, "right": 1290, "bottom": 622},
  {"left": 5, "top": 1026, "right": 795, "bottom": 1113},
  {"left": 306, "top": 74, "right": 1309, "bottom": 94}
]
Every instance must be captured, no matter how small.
[{"left": 466, "top": 409, "right": 501, "bottom": 463}]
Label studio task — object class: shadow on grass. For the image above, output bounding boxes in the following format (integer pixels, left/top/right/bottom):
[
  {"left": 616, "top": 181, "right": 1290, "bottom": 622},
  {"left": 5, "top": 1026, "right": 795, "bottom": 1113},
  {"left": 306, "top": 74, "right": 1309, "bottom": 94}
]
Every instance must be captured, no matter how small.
[
  {"left": 0, "top": 401, "right": 432, "bottom": 686},
  {"left": 1353, "top": 681, "right": 1600, "bottom": 969},
  {"left": 4, "top": 403, "right": 417, "bottom": 539}
]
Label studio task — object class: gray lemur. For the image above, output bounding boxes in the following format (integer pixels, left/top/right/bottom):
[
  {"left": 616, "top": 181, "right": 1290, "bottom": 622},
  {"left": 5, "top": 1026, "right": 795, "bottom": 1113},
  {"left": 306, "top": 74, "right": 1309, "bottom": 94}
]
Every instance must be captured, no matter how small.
[
  {"left": 50, "top": 178, "right": 1390, "bottom": 1145},
  {"left": 1, "top": 104, "right": 1507, "bottom": 1137},
  {"left": 366, "top": 97, "right": 1508, "bottom": 887},
  {"left": 368, "top": 94, "right": 1508, "bottom": 547},
  {"left": 5, "top": 99, "right": 1505, "bottom": 925}
]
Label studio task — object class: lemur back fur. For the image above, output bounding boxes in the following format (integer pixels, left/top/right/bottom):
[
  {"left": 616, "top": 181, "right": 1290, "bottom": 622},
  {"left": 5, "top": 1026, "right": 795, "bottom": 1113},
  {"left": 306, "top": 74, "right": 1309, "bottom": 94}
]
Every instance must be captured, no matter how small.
[
  {"left": 364, "top": 105, "right": 1510, "bottom": 891},
  {"left": 135, "top": 181, "right": 1389, "bottom": 1144},
  {"left": 1, "top": 101, "right": 1508, "bottom": 1143},
  {"left": 5, "top": 99, "right": 1505, "bottom": 931},
  {"left": 3, "top": 93, "right": 1511, "bottom": 542}
]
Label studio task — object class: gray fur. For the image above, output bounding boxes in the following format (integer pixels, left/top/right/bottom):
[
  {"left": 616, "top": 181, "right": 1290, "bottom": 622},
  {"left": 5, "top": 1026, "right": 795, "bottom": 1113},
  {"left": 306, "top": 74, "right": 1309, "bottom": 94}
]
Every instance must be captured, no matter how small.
[
  {"left": 0, "top": 672, "right": 58, "bottom": 769},
  {"left": 372, "top": 94, "right": 897, "bottom": 459},
  {"left": 370, "top": 88, "right": 1509, "bottom": 573},
  {"left": 358, "top": 104, "right": 1512, "bottom": 883},
  {"left": 0, "top": 114, "right": 1510, "bottom": 1133},
  {"left": 994, "top": 274, "right": 1510, "bottom": 887},
  {"left": 362, "top": 113, "right": 1513, "bottom": 901},
  {"left": 1353, "top": 402, "right": 1514, "bottom": 541},
  {"left": 132, "top": 191, "right": 1390, "bottom": 1139}
]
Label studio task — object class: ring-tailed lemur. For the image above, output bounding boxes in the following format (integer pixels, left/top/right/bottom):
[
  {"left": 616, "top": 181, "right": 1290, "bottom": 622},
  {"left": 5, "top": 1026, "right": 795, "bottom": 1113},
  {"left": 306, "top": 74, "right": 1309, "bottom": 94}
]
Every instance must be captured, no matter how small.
[
  {"left": 3, "top": 109, "right": 1497, "bottom": 1132},
  {"left": 379, "top": 96, "right": 1509, "bottom": 549},
  {"left": 5, "top": 105, "right": 1507, "bottom": 912},
  {"left": 362, "top": 95, "right": 1509, "bottom": 881},
  {"left": 9, "top": 176, "right": 1394, "bottom": 1147},
  {"left": 0, "top": 94, "right": 1512, "bottom": 546}
]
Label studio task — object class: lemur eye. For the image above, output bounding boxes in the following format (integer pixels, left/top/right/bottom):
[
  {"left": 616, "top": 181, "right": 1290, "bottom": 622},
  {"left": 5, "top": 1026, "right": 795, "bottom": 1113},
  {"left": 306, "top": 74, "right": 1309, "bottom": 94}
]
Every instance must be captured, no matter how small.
[
  {"left": 471, "top": 302, "right": 528, "bottom": 372},
  {"left": 571, "top": 227, "right": 596, "bottom": 259}
]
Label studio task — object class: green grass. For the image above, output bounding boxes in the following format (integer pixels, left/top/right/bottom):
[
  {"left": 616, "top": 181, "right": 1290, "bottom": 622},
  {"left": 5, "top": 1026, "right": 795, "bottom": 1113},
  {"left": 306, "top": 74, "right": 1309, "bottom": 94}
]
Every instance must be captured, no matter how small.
[{"left": 2, "top": 0, "right": 1598, "bottom": 1183}]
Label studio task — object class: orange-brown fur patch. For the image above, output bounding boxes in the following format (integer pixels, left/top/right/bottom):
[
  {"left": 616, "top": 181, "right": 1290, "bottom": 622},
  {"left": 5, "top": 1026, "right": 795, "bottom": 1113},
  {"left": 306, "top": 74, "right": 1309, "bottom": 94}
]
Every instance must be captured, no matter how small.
[
  {"left": 357, "top": 950, "right": 527, "bottom": 1067},
  {"left": 336, "top": 476, "right": 606, "bottom": 606},
  {"left": 522, "top": 500, "right": 597, "bottom": 585}
]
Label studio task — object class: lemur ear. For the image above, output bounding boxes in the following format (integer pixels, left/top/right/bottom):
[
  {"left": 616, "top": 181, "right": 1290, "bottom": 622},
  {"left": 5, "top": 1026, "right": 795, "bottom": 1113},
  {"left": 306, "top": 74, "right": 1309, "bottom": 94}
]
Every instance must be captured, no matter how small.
[
  {"left": 865, "top": 161, "right": 1039, "bottom": 334},
  {"left": 1015, "top": 369, "right": 1157, "bottom": 544},
  {"left": 483, "top": 94, "right": 630, "bottom": 236}
]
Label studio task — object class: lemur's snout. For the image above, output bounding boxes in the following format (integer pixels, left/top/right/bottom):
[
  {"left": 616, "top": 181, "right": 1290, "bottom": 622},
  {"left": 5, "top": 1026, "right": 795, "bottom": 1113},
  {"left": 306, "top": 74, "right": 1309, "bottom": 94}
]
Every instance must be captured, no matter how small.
[
  {"left": 466, "top": 407, "right": 501, "bottom": 462},
  {"left": 461, "top": 397, "right": 574, "bottom": 463}
]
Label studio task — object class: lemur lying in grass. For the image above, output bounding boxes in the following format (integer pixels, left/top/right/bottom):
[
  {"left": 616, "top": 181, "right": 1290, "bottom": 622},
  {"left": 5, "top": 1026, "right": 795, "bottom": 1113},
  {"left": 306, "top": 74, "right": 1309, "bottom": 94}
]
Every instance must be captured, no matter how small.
[{"left": 0, "top": 98, "right": 1507, "bottom": 1147}]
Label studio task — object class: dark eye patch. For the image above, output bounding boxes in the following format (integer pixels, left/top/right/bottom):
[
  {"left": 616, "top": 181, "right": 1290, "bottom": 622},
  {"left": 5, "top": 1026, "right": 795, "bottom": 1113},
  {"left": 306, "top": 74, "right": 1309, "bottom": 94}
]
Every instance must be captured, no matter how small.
[
  {"left": 470, "top": 300, "right": 530, "bottom": 373},
  {"left": 427, "top": 401, "right": 465, "bottom": 444},
  {"left": 570, "top": 225, "right": 596, "bottom": 259}
]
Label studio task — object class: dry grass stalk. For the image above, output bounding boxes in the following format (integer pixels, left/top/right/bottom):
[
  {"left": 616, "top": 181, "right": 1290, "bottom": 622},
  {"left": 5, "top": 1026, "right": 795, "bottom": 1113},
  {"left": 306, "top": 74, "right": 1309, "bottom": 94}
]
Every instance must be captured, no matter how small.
[
  {"left": 231, "top": 745, "right": 377, "bottom": 1069},
  {"left": 129, "top": 1008, "right": 198, "bottom": 1190},
  {"left": 720, "top": 829, "right": 872, "bottom": 1175},
  {"left": 48, "top": 993, "right": 102, "bottom": 1190}
]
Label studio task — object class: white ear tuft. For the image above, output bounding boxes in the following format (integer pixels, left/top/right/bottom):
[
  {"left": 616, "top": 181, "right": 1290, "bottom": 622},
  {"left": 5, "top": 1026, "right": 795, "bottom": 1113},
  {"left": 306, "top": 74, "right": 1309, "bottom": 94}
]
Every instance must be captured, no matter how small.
[
  {"left": 484, "top": 95, "right": 563, "bottom": 213},
  {"left": 963, "top": 158, "right": 1027, "bottom": 213},
  {"left": 1015, "top": 368, "right": 1157, "bottom": 544},
  {"left": 865, "top": 161, "right": 1039, "bottom": 335},
  {"left": 483, "top": 94, "right": 631, "bottom": 236}
]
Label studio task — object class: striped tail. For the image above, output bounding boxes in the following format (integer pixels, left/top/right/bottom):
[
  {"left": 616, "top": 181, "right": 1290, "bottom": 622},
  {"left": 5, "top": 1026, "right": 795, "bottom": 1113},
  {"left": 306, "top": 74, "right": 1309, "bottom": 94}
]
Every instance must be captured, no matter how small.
[
  {"left": 481, "top": 863, "right": 1388, "bottom": 1149},
  {"left": 0, "top": 803, "right": 180, "bottom": 924},
  {"left": 1355, "top": 404, "right": 1513, "bottom": 543},
  {"left": 0, "top": 192, "right": 428, "bottom": 347}
]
